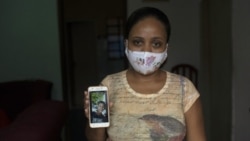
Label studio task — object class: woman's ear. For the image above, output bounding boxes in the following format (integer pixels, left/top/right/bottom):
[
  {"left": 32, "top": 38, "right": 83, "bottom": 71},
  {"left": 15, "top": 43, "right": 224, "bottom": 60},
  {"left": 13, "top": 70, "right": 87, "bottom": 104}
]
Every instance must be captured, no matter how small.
[{"left": 124, "top": 40, "right": 128, "bottom": 48}]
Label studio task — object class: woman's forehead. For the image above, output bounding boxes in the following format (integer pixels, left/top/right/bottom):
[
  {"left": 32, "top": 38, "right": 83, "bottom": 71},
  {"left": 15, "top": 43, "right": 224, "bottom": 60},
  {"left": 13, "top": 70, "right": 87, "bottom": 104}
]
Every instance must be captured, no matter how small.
[{"left": 129, "top": 17, "right": 167, "bottom": 39}]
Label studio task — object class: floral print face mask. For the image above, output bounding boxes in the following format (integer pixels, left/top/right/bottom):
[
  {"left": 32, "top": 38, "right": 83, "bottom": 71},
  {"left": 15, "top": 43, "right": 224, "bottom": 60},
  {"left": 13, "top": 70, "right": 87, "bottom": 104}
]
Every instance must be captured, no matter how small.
[{"left": 125, "top": 48, "right": 168, "bottom": 75}]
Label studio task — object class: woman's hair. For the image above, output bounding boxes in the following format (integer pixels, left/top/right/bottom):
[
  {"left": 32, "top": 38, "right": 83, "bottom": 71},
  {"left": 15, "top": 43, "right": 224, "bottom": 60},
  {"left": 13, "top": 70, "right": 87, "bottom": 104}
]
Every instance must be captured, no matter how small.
[{"left": 125, "top": 7, "right": 171, "bottom": 42}]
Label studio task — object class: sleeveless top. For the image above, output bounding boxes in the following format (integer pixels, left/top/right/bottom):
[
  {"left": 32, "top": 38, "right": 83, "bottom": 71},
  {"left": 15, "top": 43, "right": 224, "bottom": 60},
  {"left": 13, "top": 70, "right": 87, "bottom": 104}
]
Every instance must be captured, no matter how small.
[{"left": 101, "top": 70, "right": 199, "bottom": 141}]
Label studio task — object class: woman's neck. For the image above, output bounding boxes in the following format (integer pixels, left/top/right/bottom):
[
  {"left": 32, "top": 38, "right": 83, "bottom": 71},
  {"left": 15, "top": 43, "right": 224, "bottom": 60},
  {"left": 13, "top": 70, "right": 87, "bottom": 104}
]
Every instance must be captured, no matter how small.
[
  {"left": 126, "top": 68, "right": 166, "bottom": 94},
  {"left": 127, "top": 68, "right": 164, "bottom": 82}
]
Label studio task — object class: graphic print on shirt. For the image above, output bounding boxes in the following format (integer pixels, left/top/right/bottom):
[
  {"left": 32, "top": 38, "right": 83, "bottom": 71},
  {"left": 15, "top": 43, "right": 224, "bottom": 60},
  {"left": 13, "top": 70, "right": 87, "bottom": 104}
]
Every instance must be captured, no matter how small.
[{"left": 139, "top": 114, "right": 186, "bottom": 141}]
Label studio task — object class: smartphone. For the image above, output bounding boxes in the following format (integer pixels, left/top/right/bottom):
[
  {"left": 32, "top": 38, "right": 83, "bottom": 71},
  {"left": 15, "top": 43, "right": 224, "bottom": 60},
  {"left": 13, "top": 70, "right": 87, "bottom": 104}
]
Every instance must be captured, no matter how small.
[{"left": 88, "top": 86, "right": 110, "bottom": 128}]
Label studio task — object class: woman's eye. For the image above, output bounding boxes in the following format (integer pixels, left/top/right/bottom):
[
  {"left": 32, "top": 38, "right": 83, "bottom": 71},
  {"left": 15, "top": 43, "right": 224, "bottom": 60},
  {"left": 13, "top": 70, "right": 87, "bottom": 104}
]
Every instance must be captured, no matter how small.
[
  {"left": 152, "top": 42, "right": 162, "bottom": 48},
  {"left": 133, "top": 40, "right": 142, "bottom": 46}
]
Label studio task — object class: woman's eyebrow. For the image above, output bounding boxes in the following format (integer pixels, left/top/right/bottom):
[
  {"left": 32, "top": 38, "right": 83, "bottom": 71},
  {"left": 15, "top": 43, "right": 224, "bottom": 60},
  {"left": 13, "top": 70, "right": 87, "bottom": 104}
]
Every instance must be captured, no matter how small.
[{"left": 130, "top": 36, "right": 143, "bottom": 39}]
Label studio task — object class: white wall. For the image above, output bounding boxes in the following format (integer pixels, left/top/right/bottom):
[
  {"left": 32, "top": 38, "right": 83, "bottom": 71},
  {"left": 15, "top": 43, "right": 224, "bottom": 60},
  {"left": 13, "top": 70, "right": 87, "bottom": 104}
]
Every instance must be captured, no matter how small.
[
  {"left": 127, "top": 0, "right": 201, "bottom": 72},
  {"left": 232, "top": 0, "right": 250, "bottom": 140},
  {"left": 0, "top": 0, "right": 63, "bottom": 100}
]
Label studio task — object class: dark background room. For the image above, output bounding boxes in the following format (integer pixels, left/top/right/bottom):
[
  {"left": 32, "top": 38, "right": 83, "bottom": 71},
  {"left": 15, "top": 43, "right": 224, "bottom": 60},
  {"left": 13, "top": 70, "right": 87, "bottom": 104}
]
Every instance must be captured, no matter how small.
[{"left": 0, "top": 0, "right": 249, "bottom": 141}]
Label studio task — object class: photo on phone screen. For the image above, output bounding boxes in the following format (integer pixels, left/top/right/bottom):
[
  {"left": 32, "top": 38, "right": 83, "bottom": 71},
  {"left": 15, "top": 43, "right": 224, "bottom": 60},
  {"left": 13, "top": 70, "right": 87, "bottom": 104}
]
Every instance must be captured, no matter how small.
[{"left": 88, "top": 86, "right": 109, "bottom": 128}]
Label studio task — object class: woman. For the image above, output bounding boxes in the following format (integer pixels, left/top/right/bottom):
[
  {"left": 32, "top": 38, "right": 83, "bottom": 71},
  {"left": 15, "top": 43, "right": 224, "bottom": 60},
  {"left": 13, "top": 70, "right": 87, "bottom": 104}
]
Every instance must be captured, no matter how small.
[{"left": 84, "top": 7, "right": 206, "bottom": 141}]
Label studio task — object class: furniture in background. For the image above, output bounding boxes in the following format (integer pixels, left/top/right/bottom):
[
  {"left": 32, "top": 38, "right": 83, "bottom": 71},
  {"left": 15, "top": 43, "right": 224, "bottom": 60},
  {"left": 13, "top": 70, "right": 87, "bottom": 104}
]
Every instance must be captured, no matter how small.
[
  {"left": 171, "top": 64, "right": 198, "bottom": 87},
  {"left": 0, "top": 80, "right": 68, "bottom": 141}
]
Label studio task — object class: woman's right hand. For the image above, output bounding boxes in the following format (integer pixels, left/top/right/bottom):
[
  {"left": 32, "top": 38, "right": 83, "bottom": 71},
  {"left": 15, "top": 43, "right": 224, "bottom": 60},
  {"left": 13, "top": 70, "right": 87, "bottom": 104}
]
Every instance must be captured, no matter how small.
[
  {"left": 84, "top": 89, "right": 113, "bottom": 119},
  {"left": 84, "top": 91, "right": 90, "bottom": 119},
  {"left": 84, "top": 89, "right": 113, "bottom": 141}
]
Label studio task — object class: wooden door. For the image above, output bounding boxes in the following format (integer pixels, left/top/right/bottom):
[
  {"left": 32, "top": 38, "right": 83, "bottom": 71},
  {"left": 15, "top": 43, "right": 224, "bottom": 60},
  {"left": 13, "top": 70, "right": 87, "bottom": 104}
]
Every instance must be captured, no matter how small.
[{"left": 66, "top": 21, "right": 98, "bottom": 108}]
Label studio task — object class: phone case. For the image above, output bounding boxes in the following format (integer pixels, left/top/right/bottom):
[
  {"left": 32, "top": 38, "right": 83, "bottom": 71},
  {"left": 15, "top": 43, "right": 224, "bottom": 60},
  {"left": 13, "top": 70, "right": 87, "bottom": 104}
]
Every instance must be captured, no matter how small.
[{"left": 88, "top": 86, "right": 110, "bottom": 128}]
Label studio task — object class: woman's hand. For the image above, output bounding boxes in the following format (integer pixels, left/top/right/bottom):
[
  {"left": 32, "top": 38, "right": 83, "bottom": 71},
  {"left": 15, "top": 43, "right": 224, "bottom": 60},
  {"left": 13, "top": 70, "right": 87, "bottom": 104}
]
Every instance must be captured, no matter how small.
[
  {"left": 84, "top": 91, "right": 90, "bottom": 119},
  {"left": 84, "top": 89, "right": 113, "bottom": 141}
]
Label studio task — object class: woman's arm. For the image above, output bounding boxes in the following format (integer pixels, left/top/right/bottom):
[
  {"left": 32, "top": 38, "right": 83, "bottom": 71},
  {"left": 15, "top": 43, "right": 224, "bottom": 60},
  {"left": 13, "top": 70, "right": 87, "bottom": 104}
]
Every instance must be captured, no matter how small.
[
  {"left": 184, "top": 98, "right": 206, "bottom": 141},
  {"left": 84, "top": 90, "right": 108, "bottom": 141},
  {"left": 85, "top": 124, "right": 107, "bottom": 141}
]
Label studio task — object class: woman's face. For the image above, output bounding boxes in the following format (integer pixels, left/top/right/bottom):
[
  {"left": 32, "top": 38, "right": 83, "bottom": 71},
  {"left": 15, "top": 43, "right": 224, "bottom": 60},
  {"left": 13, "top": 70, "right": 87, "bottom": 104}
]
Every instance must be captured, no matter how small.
[{"left": 127, "top": 17, "right": 168, "bottom": 53}]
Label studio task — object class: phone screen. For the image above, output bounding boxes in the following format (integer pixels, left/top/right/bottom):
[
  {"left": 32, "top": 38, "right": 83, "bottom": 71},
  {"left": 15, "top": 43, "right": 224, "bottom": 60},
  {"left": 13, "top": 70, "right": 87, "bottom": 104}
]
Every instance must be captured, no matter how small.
[{"left": 88, "top": 86, "right": 110, "bottom": 128}]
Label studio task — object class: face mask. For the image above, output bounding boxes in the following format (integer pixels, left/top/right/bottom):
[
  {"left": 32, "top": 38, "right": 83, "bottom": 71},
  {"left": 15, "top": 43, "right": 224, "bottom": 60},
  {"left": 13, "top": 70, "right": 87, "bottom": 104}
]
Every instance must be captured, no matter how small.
[{"left": 125, "top": 48, "right": 168, "bottom": 75}]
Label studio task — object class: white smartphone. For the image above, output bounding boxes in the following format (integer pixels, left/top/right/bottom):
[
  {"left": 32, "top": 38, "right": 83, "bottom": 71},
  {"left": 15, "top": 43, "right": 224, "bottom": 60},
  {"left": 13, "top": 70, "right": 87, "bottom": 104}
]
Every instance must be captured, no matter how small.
[{"left": 88, "top": 86, "right": 110, "bottom": 128}]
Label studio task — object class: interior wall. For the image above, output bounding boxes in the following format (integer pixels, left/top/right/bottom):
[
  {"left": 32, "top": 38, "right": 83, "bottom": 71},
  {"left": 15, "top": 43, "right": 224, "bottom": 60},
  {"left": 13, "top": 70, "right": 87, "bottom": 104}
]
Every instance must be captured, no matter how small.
[
  {"left": 232, "top": 0, "right": 250, "bottom": 140},
  {"left": 208, "top": 0, "right": 232, "bottom": 140},
  {"left": 0, "top": 0, "right": 62, "bottom": 100},
  {"left": 200, "top": 0, "right": 211, "bottom": 139}
]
